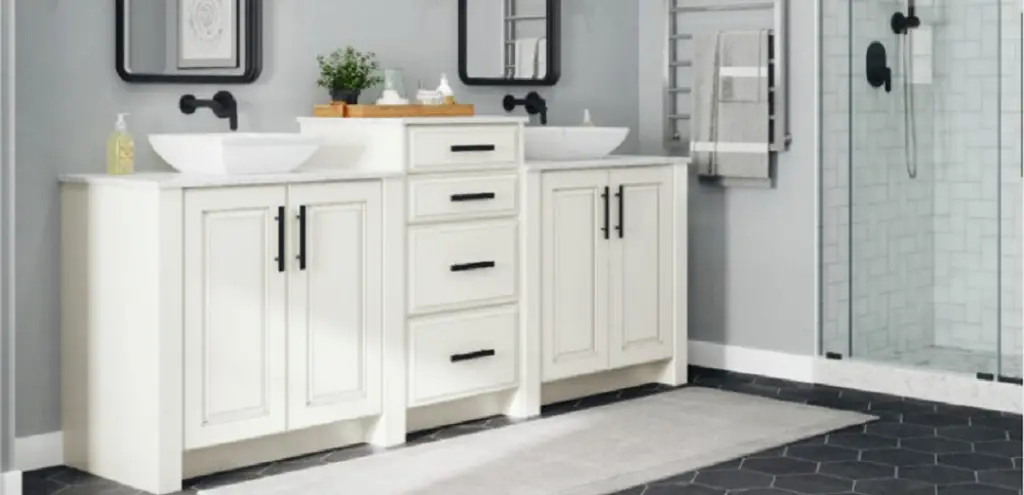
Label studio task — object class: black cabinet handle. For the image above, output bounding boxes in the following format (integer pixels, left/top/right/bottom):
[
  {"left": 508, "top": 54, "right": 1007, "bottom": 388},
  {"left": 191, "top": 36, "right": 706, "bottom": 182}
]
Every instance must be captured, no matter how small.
[
  {"left": 450, "top": 261, "right": 496, "bottom": 272},
  {"left": 450, "top": 192, "right": 496, "bottom": 202},
  {"left": 297, "top": 205, "right": 307, "bottom": 271},
  {"left": 615, "top": 185, "right": 624, "bottom": 238},
  {"left": 450, "top": 144, "right": 496, "bottom": 153},
  {"left": 275, "top": 206, "right": 285, "bottom": 273},
  {"left": 450, "top": 349, "right": 496, "bottom": 363},
  {"left": 601, "top": 186, "right": 610, "bottom": 240}
]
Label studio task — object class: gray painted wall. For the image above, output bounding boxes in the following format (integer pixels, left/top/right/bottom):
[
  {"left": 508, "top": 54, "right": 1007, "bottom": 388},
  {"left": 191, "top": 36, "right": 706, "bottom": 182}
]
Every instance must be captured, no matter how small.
[
  {"left": 638, "top": 0, "right": 819, "bottom": 357},
  {"left": 14, "top": 0, "right": 639, "bottom": 437}
]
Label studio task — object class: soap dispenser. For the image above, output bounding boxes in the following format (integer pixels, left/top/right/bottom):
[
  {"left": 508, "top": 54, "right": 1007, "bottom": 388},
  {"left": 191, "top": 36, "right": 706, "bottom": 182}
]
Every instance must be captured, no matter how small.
[
  {"left": 581, "top": 109, "right": 595, "bottom": 127},
  {"left": 106, "top": 113, "right": 134, "bottom": 175},
  {"left": 436, "top": 73, "right": 455, "bottom": 104}
]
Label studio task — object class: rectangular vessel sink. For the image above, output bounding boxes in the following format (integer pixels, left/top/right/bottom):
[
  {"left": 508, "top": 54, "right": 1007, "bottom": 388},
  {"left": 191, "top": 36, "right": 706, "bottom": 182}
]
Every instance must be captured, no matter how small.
[
  {"left": 524, "top": 127, "right": 629, "bottom": 161},
  {"left": 149, "top": 133, "right": 321, "bottom": 175}
]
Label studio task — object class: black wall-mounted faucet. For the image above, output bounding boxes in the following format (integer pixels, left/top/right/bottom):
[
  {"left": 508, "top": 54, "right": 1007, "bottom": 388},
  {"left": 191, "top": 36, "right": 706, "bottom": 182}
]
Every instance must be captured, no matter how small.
[
  {"left": 180, "top": 90, "right": 238, "bottom": 131},
  {"left": 503, "top": 92, "right": 548, "bottom": 125}
]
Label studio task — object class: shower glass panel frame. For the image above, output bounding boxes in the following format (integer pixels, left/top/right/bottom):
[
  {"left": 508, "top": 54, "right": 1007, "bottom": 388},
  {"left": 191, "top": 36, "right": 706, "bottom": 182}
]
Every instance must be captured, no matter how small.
[{"left": 819, "top": 0, "right": 1022, "bottom": 382}]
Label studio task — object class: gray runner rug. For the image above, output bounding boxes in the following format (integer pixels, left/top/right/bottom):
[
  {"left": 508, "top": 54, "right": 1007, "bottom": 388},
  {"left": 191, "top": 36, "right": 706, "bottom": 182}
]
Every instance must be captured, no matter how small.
[{"left": 201, "top": 387, "right": 875, "bottom": 495}]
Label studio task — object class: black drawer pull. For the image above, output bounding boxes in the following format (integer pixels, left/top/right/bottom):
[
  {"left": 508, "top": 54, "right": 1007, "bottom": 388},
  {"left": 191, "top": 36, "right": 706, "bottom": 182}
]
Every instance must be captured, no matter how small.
[
  {"left": 450, "top": 261, "right": 496, "bottom": 272},
  {"left": 601, "top": 186, "right": 610, "bottom": 240},
  {"left": 275, "top": 206, "right": 285, "bottom": 273},
  {"left": 450, "top": 349, "right": 496, "bottom": 363},
  {"left": 297, "top": 205, "right": 307, "bottom": 270},
  {"left": 451, "top": 192, "right": 496, "bottom": 202},
  {"left": 450, "top": 144, "right": 496, "bottom": 153}
]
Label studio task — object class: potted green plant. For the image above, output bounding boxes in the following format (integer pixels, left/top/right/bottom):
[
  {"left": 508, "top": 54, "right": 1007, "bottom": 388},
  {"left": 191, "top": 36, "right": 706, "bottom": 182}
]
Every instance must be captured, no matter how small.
[{"left": 316, "top": 47, "right": 383, "bottom": 105}]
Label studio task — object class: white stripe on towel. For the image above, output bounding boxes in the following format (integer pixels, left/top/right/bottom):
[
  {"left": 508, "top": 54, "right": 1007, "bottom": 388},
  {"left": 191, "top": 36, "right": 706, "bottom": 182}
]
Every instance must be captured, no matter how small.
[
  {"left": 691, "top": 141, "right": 768, "bottom": 154},
  {"left": 719, "top": 66, "right": 769, "bottom": 78}
]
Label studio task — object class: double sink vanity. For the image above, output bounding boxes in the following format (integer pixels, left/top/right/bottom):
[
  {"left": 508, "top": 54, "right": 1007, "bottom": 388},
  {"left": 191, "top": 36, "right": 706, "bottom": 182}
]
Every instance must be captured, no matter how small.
[{"left": 58, "top": 116, "right": 689, "bottom": 494}]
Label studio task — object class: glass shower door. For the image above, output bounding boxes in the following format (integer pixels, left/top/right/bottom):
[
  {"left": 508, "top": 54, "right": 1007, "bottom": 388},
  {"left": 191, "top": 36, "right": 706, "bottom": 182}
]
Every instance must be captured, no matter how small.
[{"left": 848, "top": 0, "right": 1004, "bottom": 377}]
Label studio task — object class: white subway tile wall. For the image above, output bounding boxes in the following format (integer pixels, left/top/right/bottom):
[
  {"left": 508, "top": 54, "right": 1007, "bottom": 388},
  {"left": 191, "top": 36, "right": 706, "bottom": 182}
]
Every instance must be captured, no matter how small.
[{"left": 820, "top": 0, "right": 1022, "bottom": 377}]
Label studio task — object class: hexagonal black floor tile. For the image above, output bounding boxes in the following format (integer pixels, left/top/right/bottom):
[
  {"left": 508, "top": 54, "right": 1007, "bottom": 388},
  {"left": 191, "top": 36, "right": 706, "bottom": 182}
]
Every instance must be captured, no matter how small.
[
  {"left": 861, "top": 448, "right": 935, "bottom": 467},
  {"left": 865, "top": 422, "right": 935, "bottom": 439},
  {"left": 935, "top": 484, "right": 1020, "bottom": 495},
  {"left": 899, "top": 464, "right": 976, "bottom": 484},
  {"left": 901, "top": 436, "right": 973, "bottom": 454},
  {"left": 786, "top": 444, "right": 859, "bottom": 462},
  {"left": 826, "top": 432, "right": 897, "bottom": 450},
  {"left": 976, "top": 468, "right": 1024, "bottom": 490},
  {"left": 22, "top": 476, "right": 67, "bottom": 495},
  {"left": 903, "top": 413, "right": 970, "bottom": 428},
  {"left": 936, "top": 425, "right": 1008, "bottom": 442},
  {"left": 640, "top": 484, "right": 725, "bottom": 495},
  {"left": 971, "top": 416, "right": 1023, "bottom": 432},
  {"left": 741, "top": 457, "right": 817, "bottom": 475},
  {"left": 702, "top": 459, "right": 742, "bottom": 471},
  {"left": 973, "top": 440, "right": 1022, "bottom": 458},
  {"left": 853, "top": 477, "right": 934, "bottom": 495},
  {"left": 652, "top": 471, "right": 696, "bottom": 485},
  {"left": 869, "top": 399, "right": 936, "bottom": 414},
  {"left": 1014, "top": 457, "right": 1022, "bottom": 469},
  {"left": 938, "top": 453, "right": 1015, "bottom": 471},
  {"left": 730, "top": 490, "right": 830, "bottom": 495},
  {"left": 774, "top": 474, "right": 853, "bottom": 494},
  {"left": 746, "top": 446, "right": 788, "bottom": 458},
  {"left": 693, "top": 469, "right": 773, "bottom": 490},
  {"left": 819, "top": 460, "right": 894, "bottom": 480}
]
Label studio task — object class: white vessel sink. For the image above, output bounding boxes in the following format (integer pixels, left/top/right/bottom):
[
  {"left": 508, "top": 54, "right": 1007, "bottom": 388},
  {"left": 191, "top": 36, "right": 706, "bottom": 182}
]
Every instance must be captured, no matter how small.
[
  {"left": 149, "top": 133, "right": 321, "bottom": 175},
  {"left": 524, "top": 126, "right": 629, "bottom": 161}
]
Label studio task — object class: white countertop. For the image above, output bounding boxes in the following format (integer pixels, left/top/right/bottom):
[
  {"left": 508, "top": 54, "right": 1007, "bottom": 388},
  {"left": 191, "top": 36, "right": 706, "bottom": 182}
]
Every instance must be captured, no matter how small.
[
  {"left": 297, "top": 115, "right": 530, "bottom": 126},
  {"left": 524, "top": 155, "right": 689, "bottom": 171},
  {"left": 60, "top": 155, "right": 689, "bottom": 188},
  {"left": 59, "top": 167, "right": 404, "bottom": 189}
]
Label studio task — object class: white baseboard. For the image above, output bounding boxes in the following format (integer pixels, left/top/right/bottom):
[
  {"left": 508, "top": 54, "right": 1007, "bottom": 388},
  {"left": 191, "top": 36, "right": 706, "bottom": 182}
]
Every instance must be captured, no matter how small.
[
  {"left": 0, "top": 471, "right": 20, "bottom": 495},
  {"left": 688, "top": 340, "right": 817, "bottom": 383},
  {"left": 13, "top": 431, "right": 61, "bottom": 472},
  {"left": 690, "top": 340, "right": 1022, "bottom": 415}
]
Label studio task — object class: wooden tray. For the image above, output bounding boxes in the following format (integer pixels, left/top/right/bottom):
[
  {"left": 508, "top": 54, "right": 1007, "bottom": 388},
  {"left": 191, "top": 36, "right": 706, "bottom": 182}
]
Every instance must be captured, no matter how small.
[{"left": 313, "top": 102, "right": 475, "bottom": 118}]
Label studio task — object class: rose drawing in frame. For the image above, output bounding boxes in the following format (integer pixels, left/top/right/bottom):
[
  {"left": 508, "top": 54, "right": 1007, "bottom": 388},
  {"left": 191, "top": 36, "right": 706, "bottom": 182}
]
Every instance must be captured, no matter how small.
[{"left": 178, "top": 0, "right": 239, "bottom": 69}]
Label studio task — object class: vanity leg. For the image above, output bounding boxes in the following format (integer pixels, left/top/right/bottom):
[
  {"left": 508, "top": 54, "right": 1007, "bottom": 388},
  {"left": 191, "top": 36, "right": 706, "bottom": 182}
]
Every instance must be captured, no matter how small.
[
  {"left": 657, "top": 166, "right": 689, "bottom": 388},
  {"left": 506, "top": 171, "right": 543, "bottom": 419},
  {"left": 369, "top": 178, "right": 408, "bottom": 447}
]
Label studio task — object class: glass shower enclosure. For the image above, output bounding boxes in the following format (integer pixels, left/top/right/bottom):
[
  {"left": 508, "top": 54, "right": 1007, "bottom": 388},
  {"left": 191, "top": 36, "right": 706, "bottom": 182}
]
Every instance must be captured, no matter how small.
[{"left": 820, "top": 0, "right": 1022, "bottom": 382}]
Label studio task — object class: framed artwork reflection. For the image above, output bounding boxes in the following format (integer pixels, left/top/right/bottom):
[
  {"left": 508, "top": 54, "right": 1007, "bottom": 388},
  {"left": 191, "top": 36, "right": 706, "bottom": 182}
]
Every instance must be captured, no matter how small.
[{"left": 178, "top": 0, "right": 240, "bottom": 69}]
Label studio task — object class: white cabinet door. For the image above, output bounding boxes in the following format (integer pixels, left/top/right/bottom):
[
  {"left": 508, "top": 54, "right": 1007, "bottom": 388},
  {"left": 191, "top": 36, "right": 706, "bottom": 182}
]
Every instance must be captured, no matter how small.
[
  {"left": 608, "top": 167, "right": 674, "bottom": 369},
  {"left": 184, "top": 186, "right": 288, "bottom": 449},
  {"left": 287, "top": 182, "right": 383, "bottom": 429},
  {"left": 541, "top": 170, "right": 611, "bottom": 382}
]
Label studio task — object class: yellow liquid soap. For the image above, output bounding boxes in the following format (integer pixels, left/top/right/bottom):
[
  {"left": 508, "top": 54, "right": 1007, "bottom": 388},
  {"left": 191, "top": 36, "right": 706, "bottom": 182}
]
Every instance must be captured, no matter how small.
[{"left": 106, "top": 113, "right": 135, "bottom": 175}]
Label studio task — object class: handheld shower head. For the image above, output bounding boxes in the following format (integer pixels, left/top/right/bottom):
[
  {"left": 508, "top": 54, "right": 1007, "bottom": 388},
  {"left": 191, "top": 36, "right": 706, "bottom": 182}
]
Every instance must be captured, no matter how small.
[{"left": 891, "top": 0, "right": 921, "bottom": 34}]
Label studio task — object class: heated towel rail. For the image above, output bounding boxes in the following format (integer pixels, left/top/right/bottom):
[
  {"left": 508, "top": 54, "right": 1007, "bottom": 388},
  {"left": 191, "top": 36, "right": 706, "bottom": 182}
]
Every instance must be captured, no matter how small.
[{"left": 666, "top": 0, "right": 790, "bottom": 152}]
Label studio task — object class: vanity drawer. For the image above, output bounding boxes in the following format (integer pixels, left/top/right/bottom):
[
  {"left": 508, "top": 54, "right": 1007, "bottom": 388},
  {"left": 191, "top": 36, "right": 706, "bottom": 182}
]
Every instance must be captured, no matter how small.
[
  {"left": 407, "top": 125, "right": 519, "bottom": 171},
  {"left": 408, "top": 306, "right": 518, "bottom": 407},
  {"left": 408, "top": 220, "right": 518, "bottom": 315},
  {"left": 408, "top": 172, "right": 519, "bottom": 223}
]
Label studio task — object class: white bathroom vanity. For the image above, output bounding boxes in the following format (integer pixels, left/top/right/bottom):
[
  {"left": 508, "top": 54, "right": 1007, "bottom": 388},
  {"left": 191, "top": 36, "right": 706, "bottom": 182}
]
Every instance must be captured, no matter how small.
[{"left": 58, "top": 116, "right": 689, "bottom": 494}]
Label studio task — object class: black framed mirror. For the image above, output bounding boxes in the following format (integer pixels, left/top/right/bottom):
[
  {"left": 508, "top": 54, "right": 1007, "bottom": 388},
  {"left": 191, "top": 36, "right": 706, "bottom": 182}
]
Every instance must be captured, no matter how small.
[
  {"left": 458, "top": 0, "right": 560, "bottom": 86},
  {"left": 115, "top": 0, "right": 263, "bottom": 84}
]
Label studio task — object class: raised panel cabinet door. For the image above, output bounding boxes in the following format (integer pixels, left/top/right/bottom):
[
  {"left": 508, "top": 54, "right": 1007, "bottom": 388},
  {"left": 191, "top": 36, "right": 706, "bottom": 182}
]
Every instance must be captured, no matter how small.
[
  {"left": 183, "top": 186, "right": 288, "bottom": 449},
  {"left": 540, "top": 169, "right": 611, "bottom": 382},
  {"left": 608, "top": 167, "right": 674, "bottom": 369},
  {"left": 286, "top": 181, "right": 383, "bottom": 430}
]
